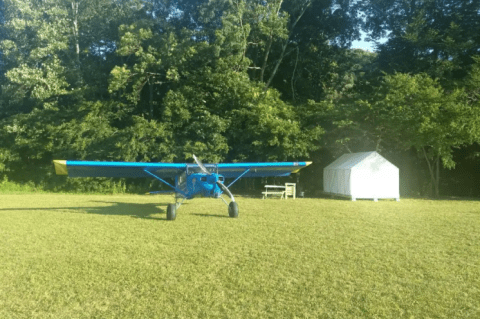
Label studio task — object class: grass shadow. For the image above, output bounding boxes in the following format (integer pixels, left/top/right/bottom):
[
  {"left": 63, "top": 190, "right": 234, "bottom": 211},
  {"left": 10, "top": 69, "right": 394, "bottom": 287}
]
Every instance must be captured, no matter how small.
[
  {"left": 411, "top": 196, "right": 480, "bottom": 202},
  {"left": 191, "top": 213, "right": 231, "bottom": 218},
  {"left": 87, "top": 201, "right": 169, "bottom": 220},
  {"left": 0, "top": 201, "right": 174, "bottom": 220}
]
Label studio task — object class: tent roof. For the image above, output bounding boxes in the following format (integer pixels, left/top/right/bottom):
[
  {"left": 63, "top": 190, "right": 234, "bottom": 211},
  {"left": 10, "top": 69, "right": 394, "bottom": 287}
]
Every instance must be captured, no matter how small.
[{"left": 324, "top": 151, "right": 395, "bottom": 170}]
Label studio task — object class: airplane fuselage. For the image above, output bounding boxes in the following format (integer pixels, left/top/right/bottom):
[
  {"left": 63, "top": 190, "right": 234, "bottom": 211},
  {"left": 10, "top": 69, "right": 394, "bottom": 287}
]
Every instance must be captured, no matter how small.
[{"left": 178, "top": 173, "right": 225, "bottom": 199}]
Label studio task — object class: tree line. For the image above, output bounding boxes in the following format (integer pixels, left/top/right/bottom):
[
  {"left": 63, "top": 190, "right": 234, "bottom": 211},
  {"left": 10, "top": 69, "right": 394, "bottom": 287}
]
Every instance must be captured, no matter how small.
[{"left": 0, "top": 0, "right": 479, "bottom": 197}]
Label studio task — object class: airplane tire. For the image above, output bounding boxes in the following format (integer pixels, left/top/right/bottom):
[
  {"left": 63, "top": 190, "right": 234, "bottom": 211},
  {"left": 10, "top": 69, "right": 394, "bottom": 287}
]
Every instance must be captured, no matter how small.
[
  {"left": 228, "top": 202, "right": 238, "bottom": 218},
  {"left": 167, "top": 204, "right": 176, "bottom": 221}
]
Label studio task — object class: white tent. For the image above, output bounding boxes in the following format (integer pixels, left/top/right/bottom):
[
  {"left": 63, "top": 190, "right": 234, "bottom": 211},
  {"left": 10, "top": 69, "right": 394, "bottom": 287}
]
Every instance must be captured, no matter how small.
[{"left": 323, "top": 151, "right": 400, "bottom": 201}]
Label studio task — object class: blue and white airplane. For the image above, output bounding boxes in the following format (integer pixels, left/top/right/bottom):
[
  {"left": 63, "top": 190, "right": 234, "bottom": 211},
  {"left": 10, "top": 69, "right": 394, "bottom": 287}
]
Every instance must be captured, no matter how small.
[{"left": 53, "top": 155, "right": 311, "bottom": 220}]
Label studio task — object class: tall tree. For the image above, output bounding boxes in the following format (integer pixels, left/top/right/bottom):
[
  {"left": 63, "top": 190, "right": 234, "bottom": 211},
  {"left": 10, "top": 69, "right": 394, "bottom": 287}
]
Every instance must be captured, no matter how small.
[
  {"left": 201, "top": 0, "right": 362, "bottom": 99},
  {"left": 0, "top": 0, "right": 142, "bottom": 113},
  {"left": 369, "top": 73, "right": 480, "bottom": 197},
  {"left": 0, "top": 0, "right": 6, "bottom": 114},
  {"left": 108, "top": 22, "right": 203, "bottom": 120},
  {"left": 272, "top": 0, "right": 361, "bottom": 99},
  {"left": 0, "top": 0, "right": 143, "bottom": 183},
  {"left": 108, "top": 9, "right": 324, "bottom": 162},
  {"left": 359, "top": 0, "right": 480, "bottom": 81}
]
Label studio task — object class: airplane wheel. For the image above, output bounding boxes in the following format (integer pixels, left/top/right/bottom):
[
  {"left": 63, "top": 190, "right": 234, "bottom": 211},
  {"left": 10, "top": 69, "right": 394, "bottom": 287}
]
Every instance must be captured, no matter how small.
[
  {"left": 167, "top": 204, "right": 176, "bottom": 221},
  {"left": 228, "top": 202, "right": 238, "bottom": 218}
]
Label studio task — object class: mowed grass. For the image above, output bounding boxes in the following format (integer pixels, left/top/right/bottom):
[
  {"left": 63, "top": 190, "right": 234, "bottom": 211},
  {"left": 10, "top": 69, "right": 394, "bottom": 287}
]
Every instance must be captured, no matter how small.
[{"left": 0, "top": 194, "right": 479, "bottom": 318}]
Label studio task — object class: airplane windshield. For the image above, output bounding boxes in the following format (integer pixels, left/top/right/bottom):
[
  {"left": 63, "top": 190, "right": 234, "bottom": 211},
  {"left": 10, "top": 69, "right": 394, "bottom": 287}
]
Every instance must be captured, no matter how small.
[{"left": 186, "top": 164, "right": 217, "bottom": 175}]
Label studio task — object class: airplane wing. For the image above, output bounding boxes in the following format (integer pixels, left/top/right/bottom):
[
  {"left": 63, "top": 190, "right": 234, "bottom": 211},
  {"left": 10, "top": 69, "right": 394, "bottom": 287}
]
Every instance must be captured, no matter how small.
[
  {"left": 53, "top": 160, "right": 186, "bottom": 178},
  {"left": 53, "top": 160, "right": 312, "bottom": 178},
  {"left": 216, "top": 162, "right": 312, "bottom": 178}
]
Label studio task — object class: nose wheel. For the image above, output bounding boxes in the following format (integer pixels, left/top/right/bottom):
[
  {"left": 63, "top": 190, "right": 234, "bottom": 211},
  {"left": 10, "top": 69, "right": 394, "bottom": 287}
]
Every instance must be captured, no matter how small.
[{"left": 228, "top": 202, "right": 238, "bottom": 218}]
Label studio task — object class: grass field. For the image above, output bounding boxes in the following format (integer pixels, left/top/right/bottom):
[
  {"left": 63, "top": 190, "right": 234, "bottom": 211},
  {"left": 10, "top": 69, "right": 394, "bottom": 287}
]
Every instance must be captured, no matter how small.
[{"left": 0, "top": 194, "right": 479, "bottom": 318}]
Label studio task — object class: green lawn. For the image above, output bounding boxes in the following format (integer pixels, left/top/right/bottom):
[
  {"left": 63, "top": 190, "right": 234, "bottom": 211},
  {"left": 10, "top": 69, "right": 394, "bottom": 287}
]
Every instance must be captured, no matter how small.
[{"left": 0, "top": 194, "right": 479, "bottom": 318}]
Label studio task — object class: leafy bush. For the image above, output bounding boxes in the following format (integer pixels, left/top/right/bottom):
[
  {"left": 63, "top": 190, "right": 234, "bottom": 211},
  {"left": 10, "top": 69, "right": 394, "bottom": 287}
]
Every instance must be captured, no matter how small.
[{"left": 0, "top": 176, "right": 42, "bottom": 193}]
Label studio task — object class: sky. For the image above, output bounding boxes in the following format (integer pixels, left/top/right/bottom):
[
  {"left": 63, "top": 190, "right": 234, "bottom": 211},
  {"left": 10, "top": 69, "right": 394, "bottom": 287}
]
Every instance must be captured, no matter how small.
[
  {"left": 350, "top": 30, "right": 376, "bottom": 51},
  {"left": 350, "top": 31, "right": 389, "bottom": 52},
  {"left": 351, "top": 38, "right": 376, "bottom": 52}
]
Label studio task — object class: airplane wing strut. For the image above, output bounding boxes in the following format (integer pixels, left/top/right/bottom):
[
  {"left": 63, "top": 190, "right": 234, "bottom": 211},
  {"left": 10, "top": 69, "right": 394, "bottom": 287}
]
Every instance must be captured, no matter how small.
[
  {"left": 143, "top": 169, "right": 188, "bottom": 198},
  {"left": 227, "top": 168, "right": 251, "bottom": 188}
]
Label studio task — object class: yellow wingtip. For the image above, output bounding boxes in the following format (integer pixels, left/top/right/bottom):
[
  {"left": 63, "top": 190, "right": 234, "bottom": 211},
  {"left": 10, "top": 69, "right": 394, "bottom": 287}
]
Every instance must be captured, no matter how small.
[
  {"left": 292, "top": 161, "right": 312, "bottom": 173},
  {"left": 53, "top": 160, "right": 68, "bottom": 175}
]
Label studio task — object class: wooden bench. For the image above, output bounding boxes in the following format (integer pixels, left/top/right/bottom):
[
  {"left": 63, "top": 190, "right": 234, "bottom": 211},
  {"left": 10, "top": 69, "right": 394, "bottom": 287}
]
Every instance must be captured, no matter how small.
[
  {"left": 262, "top": 183, "right": 297, "bottom": 199},
  {"left": 262, "top": 185, "right": 285, "bottom": 199}
]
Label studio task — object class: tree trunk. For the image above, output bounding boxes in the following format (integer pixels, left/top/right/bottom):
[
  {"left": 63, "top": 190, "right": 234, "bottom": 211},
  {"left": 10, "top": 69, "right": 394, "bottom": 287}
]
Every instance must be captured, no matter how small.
[
  {"left": 291, "top": 46, "right": 299, "bottom": 102},
  {"left": 72, "top": 1, "right": 80, "bottom": 58},
  {"left": 423, "top": 147, "right": 440, "bottom": 198},
  {"left": 263, "top": 40, "right": 288, "bottom": 91},
  {"left": 434, "top": 156, "right": 440, "bottom": 198},
  {"left": 149, "top": 80, "right": 154, "bottom": 120},
  {"left": 375, "top": 137, "right": 382, "bottom": 152},
  {"left": 260, "top": 35, "right": 273, "bottom": 82},
  {"left": 71, "top": 1, "right": 82, "bottom": 87},
  {"left": 263, "top": 0, "right": 311, "bottom": 91}
]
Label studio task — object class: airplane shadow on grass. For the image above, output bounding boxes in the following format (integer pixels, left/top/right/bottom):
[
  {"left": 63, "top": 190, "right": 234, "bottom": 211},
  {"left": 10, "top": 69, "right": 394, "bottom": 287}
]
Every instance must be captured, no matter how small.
[
  {"left": 0, "top": 201, "right": 180, "bottom": 221},
  {"left": 191, "top": 213, "right": 231, "bottom": 218},
  {"left": 87, "top": 201, "right": 171, "bottom": 220}
]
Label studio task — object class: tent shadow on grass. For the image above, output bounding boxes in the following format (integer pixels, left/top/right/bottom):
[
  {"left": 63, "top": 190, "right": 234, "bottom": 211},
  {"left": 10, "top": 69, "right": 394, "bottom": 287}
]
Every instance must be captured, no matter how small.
[
  {"left": 408, "top": 196, "right": 480, "bottom": 202},
  {"left": 0, "top": 201, "right": 176, "bottom": 220}
]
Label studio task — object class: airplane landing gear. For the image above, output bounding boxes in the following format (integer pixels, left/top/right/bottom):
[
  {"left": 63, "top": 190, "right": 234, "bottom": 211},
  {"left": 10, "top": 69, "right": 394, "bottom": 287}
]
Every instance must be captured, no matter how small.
[
  {"left": 167, "top": 203, "right": 176, "bottom": 221},
  {"left": 228, "top": 202, "right": 238, "bottom": 218}
]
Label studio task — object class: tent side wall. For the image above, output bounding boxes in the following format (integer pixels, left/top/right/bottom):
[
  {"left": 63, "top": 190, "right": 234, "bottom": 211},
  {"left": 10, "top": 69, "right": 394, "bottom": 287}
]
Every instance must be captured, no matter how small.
[
  {"left": 323, "top": 168, "right": 352, "bottom": 196},
  {"left": 324, "top": 152, "right": 400, "bottom": 200},
  {"left": 350, "top": 166, "right": 399, "bottom": 199}
]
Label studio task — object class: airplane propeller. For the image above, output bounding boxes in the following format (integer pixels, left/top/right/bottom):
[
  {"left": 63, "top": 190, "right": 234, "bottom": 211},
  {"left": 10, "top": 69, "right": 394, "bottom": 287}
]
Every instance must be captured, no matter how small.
[
  {"left": 193, "top": 154, "right": 235, "bottom": 202},
  {"left": 192, "top": 154, "right": 209, "bottom": 175}
]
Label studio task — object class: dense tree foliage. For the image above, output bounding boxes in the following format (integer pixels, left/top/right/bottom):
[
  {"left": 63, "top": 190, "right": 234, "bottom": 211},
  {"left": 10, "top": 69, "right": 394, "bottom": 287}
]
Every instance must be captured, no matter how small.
[
  {"left": 0, "top": 0, "right": 479, "bottom": 197},
  {"left": 360, "top": 0, "right": 480, "bottom": 80}
]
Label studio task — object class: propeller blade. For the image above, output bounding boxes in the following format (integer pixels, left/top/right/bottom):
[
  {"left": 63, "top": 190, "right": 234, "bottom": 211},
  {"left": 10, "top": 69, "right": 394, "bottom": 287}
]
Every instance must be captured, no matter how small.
[
  {"left": 192, "top": 154, "right": 210, "bottom": 175},
  {"left": 217, "top": 181, "right": 235, "bottom": 202},
  {"left": 192, "top": 154, "right": 234, "bottom": 202}
]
